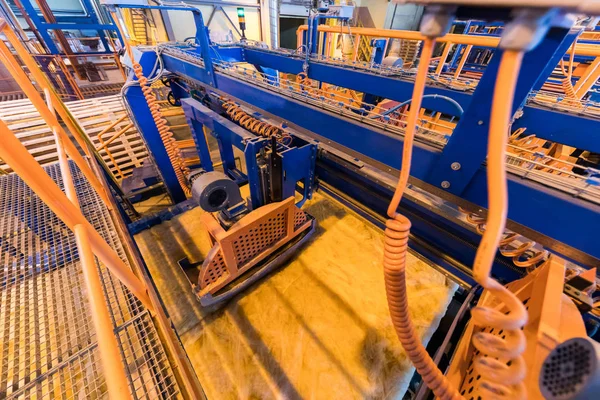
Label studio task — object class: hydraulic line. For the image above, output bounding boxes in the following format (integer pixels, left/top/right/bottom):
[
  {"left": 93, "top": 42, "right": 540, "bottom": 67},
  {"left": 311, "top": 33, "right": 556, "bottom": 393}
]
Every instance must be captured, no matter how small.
[
  {"left": 469, "top": 50, "right": 528, "bottom": 399},
  {"left": 222, "top": 101, "right": 292, "bottom": 144},
  {"left": 132, "top": 63, "right": 191, "bottom": 196},
  {"left": 383, "top": 38, "right": 461, "bottom": 400},
  {"left": 111, "top": 11, "right": 191, "bottom": 197}
]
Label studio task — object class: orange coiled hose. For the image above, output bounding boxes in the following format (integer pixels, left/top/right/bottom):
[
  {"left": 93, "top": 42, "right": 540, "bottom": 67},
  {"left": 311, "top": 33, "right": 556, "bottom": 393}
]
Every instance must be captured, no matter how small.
[
  {"left": 459, "top": 207, "right": 548, "bottom": 269},
  {"left": 383, "top": 38, "right": 462, "bottom": 400},
  {"left": 109, "top": 10, "right": 191, "bottom": 197},
  {"left": 561, "top": 76, "right": 578, "bottom": 99},
  {"left": 469, "top": 50, "right": 527, "bottom": 399},
  {"left": 132, "top": 63, "right": 191, "bottom": 196},
  {"left": 222, "top": 101, "right": 292, "bottom": 144}
]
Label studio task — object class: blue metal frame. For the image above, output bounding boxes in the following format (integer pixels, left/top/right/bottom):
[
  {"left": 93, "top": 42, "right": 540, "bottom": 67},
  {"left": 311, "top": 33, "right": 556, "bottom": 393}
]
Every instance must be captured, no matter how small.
[
  {"left": 120, "top": 4, "right": 600, "bottom": 265},
  {"left": 180, "top": 97, "right": 317, "bottom": 209},
  {"left": 17, "top": 0, "right": 121, "bottom": 55}
]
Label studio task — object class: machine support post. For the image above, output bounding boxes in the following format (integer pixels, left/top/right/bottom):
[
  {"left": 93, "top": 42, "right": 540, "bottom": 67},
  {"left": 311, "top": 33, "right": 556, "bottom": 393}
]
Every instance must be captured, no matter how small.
[
  {"left": 214, "top": 124, "right": 239, "bottom": 178},
  {"left": 183, "top": 103, "right": 215, "bottom": 173},
  {"left": 124, "top": 52, "right": 187, "bottom": 203},
  {"left": 426, "top": 27, "right": 572, "bottom": 195}
]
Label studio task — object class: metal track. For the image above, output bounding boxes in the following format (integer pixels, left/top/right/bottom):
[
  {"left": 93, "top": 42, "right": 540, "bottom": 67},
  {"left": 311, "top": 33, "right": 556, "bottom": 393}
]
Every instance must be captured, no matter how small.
[{"left": 0, "top": 163, "right": 181, "bottom": 399}]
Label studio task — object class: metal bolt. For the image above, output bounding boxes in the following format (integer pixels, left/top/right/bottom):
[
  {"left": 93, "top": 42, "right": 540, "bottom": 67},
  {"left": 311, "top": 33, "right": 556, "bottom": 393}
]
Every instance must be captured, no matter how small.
[
  {"left": 478, "top": 120, "right": 484, "bottom": 125},
  {"left": 451, "top": 162, "right": 461, "bottom": 171},
  {"left": 441, "top": 181, "right": 450, "bottom": 189}
]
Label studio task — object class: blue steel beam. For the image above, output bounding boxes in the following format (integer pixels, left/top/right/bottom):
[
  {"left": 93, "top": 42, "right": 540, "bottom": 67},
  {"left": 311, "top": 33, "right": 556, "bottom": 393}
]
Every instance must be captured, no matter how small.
[
  {"left": 42, "top": 23, "right": 116, "bottom": 30},
  {"left": 209, "top": 71, "right": 600, "bottom": 261},
  {"left": 124, "top": 51, "right": 187, "bottom": 203},
  {"left": 514, "top": 106, "right": 600, "bottom": 153},
  {"left": 427, "top": 26, "right": 573, "bottom": 195},
  {"left": 243, "top": 49, "right": 472, "bottom": 117}
]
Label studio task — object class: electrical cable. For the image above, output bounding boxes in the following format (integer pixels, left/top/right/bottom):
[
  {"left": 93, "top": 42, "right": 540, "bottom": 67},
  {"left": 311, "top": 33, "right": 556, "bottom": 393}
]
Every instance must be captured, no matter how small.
[
  {"left": 382, "top": 37, "right": 462, "bottom": 400},
  {"left": 469, "top": 50, "right": 528, "bottom": 399},
  {"left": 370, "top": 94, "right": 464, "bottom": 119},
  {"left": 111, "top": 10, "right": 191, "bottom": 197}
]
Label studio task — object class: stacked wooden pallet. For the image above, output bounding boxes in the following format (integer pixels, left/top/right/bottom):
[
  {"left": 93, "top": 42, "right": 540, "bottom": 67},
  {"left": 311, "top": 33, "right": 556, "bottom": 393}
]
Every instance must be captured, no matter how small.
[{"left": 0, "top": 94, "right": 149, "bottom": 180}]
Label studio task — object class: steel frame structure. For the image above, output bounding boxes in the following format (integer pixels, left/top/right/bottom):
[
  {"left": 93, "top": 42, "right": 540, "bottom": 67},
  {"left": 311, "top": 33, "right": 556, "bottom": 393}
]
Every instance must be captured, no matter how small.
[
  {"left": 11, "top": 0, "right": 121, "bottom": 55},
  {"left": 116, "top": 3, "right": 600, "bottom": 285}
]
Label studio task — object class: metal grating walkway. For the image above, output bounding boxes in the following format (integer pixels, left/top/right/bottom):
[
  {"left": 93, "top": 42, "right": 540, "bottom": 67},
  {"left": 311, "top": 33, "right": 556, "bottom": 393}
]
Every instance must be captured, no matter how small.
[{"left": 0, "top": 162, "right": 181, "bottom": 399}]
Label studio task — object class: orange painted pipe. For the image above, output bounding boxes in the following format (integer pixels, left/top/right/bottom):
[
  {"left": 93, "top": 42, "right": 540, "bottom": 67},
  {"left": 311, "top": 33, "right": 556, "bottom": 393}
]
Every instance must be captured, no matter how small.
[
  {"left": 74, "top": 225, "right": 130, "bottom": 398},
  {"left": 453, "top": 44, "right": 473, "bottom": 78},
  {"left": 46, "top": 89, "right": 130, "bottom": 399},
  {"left": 436, "top": 43, "right": 453, "bottom": 75},
  {"left": 0, "top": 119, "right": 155, "bottom": 314},
  {"left": 297, "top": 25, "right": 600, "bottom": 57},
  {"left": 98, "top": 123, "right": 134, "bottom": 151},
  {"left": 0, "top": 39, "right": 112, "bottom": 209},
  {"left": 298, "top": 25, "right": 501, "bottom": 47}
]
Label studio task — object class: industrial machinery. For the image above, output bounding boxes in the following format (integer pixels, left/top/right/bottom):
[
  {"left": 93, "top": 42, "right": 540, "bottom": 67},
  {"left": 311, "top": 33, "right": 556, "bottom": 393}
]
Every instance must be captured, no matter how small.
[
  {"left": 187, "top": 169, "right": 315, "bottom": 306},
  {"left": 101, "top": 0, "right": 600, "bottom": 397}
]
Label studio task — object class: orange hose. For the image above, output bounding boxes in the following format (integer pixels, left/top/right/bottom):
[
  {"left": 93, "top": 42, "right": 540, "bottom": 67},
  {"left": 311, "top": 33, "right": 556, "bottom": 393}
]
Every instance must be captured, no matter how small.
[
  {"left": 470, "top": 50, "right": 527, "bottom": 399},
  {"left": 132, "top": 64, "right": 191, "bottom": 197},
  {"left": 110, "top": 10, "right": 190, "bottom": 197},
  {"left": 383, "top": 38, "right": 462, "bottom": 400},
  {"left": 222, "top": 101, "right": 290, "bottom": 143}
]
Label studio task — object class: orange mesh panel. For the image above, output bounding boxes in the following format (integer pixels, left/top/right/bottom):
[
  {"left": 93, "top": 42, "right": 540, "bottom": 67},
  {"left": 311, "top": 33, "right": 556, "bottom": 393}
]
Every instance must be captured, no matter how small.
[
  {"left": 201, "top": 249, "right": 227, "bottom": 287},
  {"left": 232, "top": 211, "right": 287, "bottom": 266}
]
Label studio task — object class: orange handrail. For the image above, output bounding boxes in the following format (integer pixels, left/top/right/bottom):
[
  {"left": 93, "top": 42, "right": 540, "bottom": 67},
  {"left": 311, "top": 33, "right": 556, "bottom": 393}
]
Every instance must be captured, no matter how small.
[
  {"left": 0, "top": 38, "right": 113, "bottom": 209},
  {"left": 45, "top": 89, "right": 130, "bottom": 399},
  {"left": 296, "top": 25, "right": 600, "bottom": 57},
  {"left": 0, "top": 118, "right": 155, "bottom": 314},
  {"left": 98, "top": 123, "right": 134, "bottom": 151}
]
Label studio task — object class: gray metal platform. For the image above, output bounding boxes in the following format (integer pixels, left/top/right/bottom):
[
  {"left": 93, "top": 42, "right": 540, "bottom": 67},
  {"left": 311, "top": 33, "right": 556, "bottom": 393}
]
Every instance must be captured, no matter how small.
[{"left": 0, "top": 163, "right": 181, "bottom": 399}]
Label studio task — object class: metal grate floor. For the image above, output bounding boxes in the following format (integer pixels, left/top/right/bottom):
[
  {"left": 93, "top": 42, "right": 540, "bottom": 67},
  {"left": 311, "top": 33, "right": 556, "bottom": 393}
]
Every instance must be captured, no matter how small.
[{"left": 0, "top": 162, "right": 181, "bottom": 399}]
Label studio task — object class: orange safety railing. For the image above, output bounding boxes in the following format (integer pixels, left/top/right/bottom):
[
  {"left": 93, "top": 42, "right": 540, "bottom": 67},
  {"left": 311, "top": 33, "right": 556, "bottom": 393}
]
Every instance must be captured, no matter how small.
[
  {"left": 296, "top": 24, "right": 600, "bottom": 100},
  {"left": 0, "top": 18, "right": 157, "bottom": 398}
]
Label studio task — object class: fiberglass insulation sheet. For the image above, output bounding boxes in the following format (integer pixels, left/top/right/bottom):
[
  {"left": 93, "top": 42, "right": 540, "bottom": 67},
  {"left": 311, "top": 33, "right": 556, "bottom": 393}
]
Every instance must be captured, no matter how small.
[{"left": 135, "top": 190, "right": 457, "bottom": 399}]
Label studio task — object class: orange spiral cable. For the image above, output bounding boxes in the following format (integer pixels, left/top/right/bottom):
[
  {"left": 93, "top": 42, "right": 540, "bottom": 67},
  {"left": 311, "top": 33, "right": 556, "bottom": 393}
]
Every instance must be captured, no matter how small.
[
  {"left": 221, "top": 101, "right": 290, "bottom": 144},
  {"left": 132, "top": 63, "right": 191, "bottom": 197},
  {"left": 383, "top": 38, "right": 462, "bottom": 400},
  {"left": 469, "top": 50, "right": 527, "bottom": 399},
  {"left": 109, "top": 10, "right": 191, "bottom": 197}
]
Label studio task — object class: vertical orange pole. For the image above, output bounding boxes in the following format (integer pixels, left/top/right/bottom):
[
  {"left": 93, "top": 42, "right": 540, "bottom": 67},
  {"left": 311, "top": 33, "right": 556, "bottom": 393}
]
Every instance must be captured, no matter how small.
[
  {"left": 296, "top": 28, "right": 302, "bottom": 50},
  {"left": 353, "top": 34, "right": 360, "bottom": 61},
  {"left": 0, "top": 119, "right": 154, "bottom": 313},
  {"left": 45, "top": 90, "right": 130, "bottom": 399},
  {"left": 453, "top": 44, "right": 473, "bottom": 78},
  {"left": 436, "top": 42, "right": 453, "bottom": 75}
]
